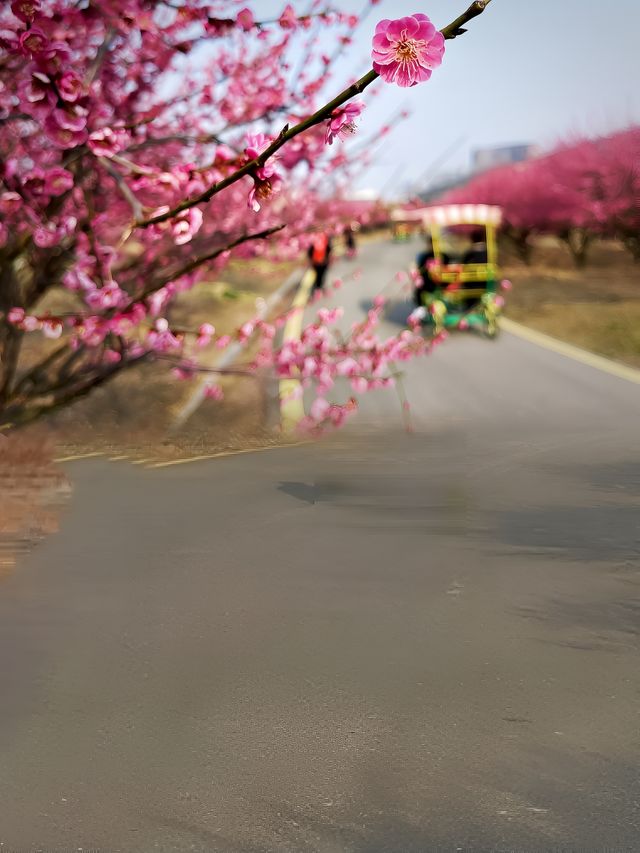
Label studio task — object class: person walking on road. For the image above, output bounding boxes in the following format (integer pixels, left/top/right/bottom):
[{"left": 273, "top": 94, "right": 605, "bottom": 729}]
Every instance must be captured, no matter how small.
[
  {"left": 308, "top": 230, "right": 332, "bottom": 292},
  {"left": 343, "top": 224, "right": 357, "bottom": 260}
]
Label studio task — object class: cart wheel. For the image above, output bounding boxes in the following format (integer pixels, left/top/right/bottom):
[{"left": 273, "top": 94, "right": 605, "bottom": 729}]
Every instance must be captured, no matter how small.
[{"left": 484, "top": 317, "right": 500, "bottom": 339}]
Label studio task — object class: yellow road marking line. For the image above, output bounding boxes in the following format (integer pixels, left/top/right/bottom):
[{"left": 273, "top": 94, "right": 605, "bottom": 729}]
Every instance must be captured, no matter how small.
[
  {"left": 131, "top": 458, "right": 155, "bottom": 465},
  {"left": 109, "top": 454, "right": 130, "bottom": 461},
  {"left": 53, "top": 451, "right": 104, "bottom": 463},
  {"left": 501, "top": 317, "right": 640, "bottom": 385},
  {"left": 147, "top": 441, "right": 308, "bottom": 469},
  {"left": 279, "top": 269, "right": 315, "bottom": 429}
]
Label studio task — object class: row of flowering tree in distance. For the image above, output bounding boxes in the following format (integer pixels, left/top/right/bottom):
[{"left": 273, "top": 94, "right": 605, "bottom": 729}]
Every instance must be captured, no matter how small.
[
  {"left": 0, "top": 0, "right": 493, "bottom": 433},
  {"left": 439, "top": 127, "right": 640, "bottom": 267}
]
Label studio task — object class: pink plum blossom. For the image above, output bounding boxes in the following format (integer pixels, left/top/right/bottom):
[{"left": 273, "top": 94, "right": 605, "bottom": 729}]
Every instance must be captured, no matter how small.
[
  {"left": 325, "top": 100, "right": 364, "bottom": 145},
  {"left": 44, "top": 112, "right": 87, "bottom": 148},
  {"left": 7, "top": 308, "right": 26, "bottom": 325},
  {"left": 88, "top": 127, "right": 128, "bottom": 158},
  {"left": 172, "top": 207, "right": 203, "bottom": 245},
  {"left": 244, "top": 133, "right": 282, "bottom": 211},
  {"left": 23, "top": 315, "right": 41, "bottom": 332},
  {"left": 279, "top": 4, "right": 297, "bottom": 29},
  {"left": 104, "top": 350, "right": 122, "bottom": 365},
  {"left": 196, "top": 322, "right": 215, "bottom": 347},
  {"left": 236, "top": 8, "right": 254, "bottom": 31},
  {"left": 43, "top": 167, "right": 74, "bottom": 196},
  {"left": 42, "top": 319, "right": 63, "bottom": 339},
  {"left": 371, "top": 14, "right": 445, "bottom": 87},
  {"left": 0, "top": 192, "right": 22, "bottom": 214},
  {"left": 57, "top": 71, "right": 83, "bottom": 103},
  {"left": 18, "top": 27, "right": 48, "bottom": 56},
  {"left": 204, "top": 383, "right": 224, "bottom": 401},
  {"left": 11, "top": 0, "right": 40, "bottom": 22},
  {"left": 84, "top": 281, "right": 127, "bottom": 311}
]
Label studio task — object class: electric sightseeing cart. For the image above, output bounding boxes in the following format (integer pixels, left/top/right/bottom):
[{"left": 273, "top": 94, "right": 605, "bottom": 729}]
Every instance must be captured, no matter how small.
[
  {"left": 392, "top": 221, "right": 411, "bottom": 243},
  {"left": 392, "top": 204, "right": 508, "bottom": 338}
]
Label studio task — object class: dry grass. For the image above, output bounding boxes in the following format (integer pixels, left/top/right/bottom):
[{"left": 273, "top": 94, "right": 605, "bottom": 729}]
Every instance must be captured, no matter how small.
[{"left": 502, "top": 238, "right": 640, "bottom": 368}]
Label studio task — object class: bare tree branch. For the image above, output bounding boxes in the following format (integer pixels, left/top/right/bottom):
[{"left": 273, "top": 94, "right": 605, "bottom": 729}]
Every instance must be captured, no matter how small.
[{"left": 98, "top": 156, "right": 144, "bottom": 221}]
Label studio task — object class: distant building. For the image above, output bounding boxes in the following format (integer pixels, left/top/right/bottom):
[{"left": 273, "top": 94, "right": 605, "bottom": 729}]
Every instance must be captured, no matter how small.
[
  {"left": 472, "top": 143, "right": 538, "bottom": 173},
  {"left": 417, "top": 172, "right": 469, "bottom": 203}
]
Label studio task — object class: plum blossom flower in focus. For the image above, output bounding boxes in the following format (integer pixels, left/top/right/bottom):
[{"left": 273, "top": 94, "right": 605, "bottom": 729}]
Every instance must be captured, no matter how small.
[
  {"left": 325, "top": 100, "right": 364, "bottom": 145},
  {"left": 371, "top": 14, "right": 445, "bottom": 87}
]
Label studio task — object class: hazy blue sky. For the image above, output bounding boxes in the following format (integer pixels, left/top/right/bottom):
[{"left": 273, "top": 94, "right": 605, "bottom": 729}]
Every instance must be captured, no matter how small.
[{"left": 254, "top": 0, "right": 640, "bottom": 196}]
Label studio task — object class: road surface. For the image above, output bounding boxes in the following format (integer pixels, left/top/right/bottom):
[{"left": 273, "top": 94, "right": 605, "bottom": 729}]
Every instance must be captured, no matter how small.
[{"left": 1, "top": 238, "right": 639, "bottom": 852}]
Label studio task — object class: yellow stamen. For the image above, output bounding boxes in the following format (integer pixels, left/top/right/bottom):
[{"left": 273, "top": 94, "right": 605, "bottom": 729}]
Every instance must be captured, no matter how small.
[{"left": 396, "top": 39, "right": 418, "bottom": 62}]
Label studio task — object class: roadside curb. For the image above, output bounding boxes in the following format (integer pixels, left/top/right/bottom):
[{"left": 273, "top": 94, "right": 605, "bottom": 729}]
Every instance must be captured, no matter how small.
[
  {"left": 170, "top": 266, "right": 305, "bottom": 432},
  {"left": 279, "top": 268, "right": 316, "bottom": 431},
  {"left": 501, "top": 317, "right": 640, "bottom": 386}
]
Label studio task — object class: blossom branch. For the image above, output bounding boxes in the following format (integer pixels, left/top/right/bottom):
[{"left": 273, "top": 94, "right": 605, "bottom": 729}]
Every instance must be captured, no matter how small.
[
  {"left": 441, "top": 0, "right": 493, "bottom": 39},
  {"left": 98, "top": 156, "right": 144, "bottom": 221},
  {"left": 133, "top": 224, "right": 286, "bottom": 303},
  {"left": 136, "top": 0, "right": 493, "bottom": 230}
]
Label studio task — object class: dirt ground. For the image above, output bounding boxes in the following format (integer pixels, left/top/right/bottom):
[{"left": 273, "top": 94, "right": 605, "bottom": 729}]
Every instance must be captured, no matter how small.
[
  {"left": 0, "top": 432, "right": 72, "bottom": 577},
  {"left": 502, "top": 237, "right": 640, "bottom": 368}
]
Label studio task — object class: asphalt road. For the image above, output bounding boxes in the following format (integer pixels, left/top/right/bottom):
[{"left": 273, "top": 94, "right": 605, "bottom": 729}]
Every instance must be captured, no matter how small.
[{"left": 1, "top": 238, "right": 640, "bottom": 852}]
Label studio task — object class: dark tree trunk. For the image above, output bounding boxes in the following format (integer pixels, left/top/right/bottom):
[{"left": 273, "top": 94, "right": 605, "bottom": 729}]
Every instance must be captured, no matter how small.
[
  {"left": 620, "top": 233, "right": 640, "bottom": 263},
  {"left": 560, "top": 228, "right": 592, "bottom": 269},
  {"left": 505, "top": 227, "right": 533, "bottom": 265}
]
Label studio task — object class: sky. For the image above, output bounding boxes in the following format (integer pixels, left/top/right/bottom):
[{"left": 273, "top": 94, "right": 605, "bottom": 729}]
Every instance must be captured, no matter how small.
[{"left": 252, "top": 0, "right": 640, "bottom": 198}]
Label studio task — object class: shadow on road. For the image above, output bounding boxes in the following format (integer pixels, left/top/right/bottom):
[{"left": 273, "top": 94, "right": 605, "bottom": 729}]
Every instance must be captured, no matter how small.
[{"left": 359, "top": 297, "right": 414, "bottom": 328}]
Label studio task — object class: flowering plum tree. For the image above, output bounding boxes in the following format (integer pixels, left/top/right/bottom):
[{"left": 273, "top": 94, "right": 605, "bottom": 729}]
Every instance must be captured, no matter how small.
[
  {"left": 0, "top": 0, "right": 493, "bottom": 433},
  {"left": 441, "top": 127, "right": 640, "bottom": 267}
]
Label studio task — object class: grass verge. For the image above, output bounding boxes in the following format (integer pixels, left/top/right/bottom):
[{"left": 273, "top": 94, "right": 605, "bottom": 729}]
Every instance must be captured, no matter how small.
[{"left": 502, "top": 238, "right": 640, "bottom": 368}]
